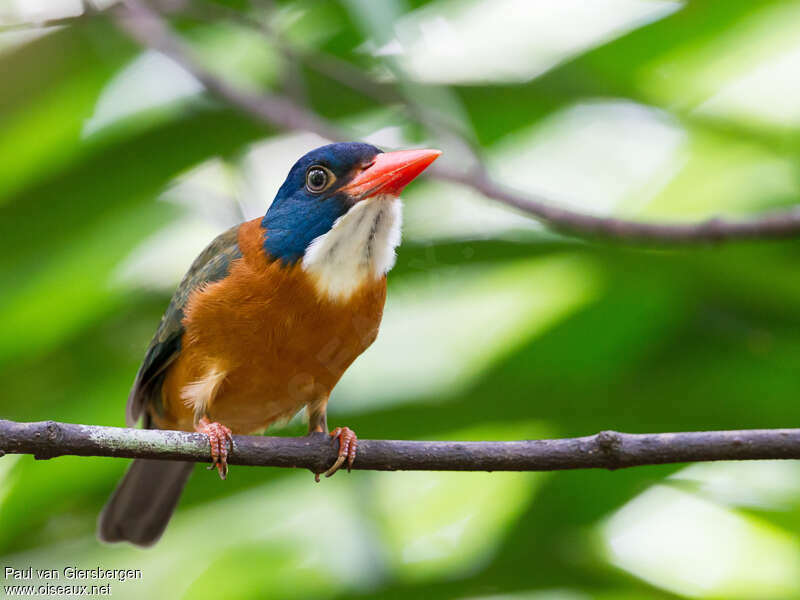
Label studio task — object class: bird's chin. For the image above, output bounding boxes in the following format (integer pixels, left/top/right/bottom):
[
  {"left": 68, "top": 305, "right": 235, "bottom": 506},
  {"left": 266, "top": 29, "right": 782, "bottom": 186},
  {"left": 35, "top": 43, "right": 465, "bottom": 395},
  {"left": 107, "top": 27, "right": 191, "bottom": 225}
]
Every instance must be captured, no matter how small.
[
  {"left": 361, "top": 192, "right": 399, "bottom": 205},
  {"left": 303, "top": 194, "right": 402, "bottom": 301},
  {"left": 343, "top": 191, "right": 398, "bottom": 213}
]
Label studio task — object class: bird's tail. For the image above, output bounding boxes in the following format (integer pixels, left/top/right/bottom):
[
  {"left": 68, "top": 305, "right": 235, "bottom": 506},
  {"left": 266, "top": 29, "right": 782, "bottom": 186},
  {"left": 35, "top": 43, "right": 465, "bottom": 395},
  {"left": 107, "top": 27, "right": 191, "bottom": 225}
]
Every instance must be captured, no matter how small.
[{"left": 97, "top": 459, "right": 194, "bottom": 546}]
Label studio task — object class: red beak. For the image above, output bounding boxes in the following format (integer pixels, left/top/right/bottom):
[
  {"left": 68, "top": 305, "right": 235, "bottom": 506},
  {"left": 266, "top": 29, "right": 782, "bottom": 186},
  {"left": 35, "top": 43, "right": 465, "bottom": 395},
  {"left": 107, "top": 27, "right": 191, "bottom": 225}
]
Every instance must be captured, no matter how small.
[{"left": 340, "top": 148, "right": 441, "bottom": 199}]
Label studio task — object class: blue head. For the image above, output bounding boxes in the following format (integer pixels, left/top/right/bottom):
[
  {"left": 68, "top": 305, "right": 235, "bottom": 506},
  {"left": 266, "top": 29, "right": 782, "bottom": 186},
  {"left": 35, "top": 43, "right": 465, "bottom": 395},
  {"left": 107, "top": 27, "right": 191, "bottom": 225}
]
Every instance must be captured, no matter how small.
[
  {"left": 262, "top": 142, "right": 441, "bottom": 264},
  {"left": 262, "top": 143, "right": 381, "bottom": 264}
]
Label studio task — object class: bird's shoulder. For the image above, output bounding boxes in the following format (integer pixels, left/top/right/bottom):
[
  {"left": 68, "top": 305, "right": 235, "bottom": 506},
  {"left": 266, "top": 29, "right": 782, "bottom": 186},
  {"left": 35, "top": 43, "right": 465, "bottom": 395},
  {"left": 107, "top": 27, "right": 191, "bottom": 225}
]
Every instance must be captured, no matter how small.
[{"left": 126, "top": 223, "right": 244, "bottom": 426}]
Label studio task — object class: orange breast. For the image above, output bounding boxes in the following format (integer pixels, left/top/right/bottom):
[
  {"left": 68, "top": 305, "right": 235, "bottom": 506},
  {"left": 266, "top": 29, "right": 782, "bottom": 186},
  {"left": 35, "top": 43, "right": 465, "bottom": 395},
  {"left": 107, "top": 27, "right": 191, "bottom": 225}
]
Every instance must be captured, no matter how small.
[{"left": 154, "top": 219, "right": 387, "bottom": 434}]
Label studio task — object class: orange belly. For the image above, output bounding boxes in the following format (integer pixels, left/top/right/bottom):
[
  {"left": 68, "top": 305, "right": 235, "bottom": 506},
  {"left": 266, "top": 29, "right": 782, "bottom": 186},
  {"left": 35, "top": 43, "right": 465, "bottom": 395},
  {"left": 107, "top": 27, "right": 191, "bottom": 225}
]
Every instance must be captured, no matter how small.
[{"left": 152, "top": 219, "right": 386, "bottom": 434}]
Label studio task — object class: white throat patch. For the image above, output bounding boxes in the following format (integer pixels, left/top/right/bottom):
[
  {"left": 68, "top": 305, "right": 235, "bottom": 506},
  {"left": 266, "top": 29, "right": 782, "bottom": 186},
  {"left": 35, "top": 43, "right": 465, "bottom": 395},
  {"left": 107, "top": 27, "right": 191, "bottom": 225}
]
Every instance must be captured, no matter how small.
[{"left": 302, "top": 195, "right": 401, "bottom": 302}]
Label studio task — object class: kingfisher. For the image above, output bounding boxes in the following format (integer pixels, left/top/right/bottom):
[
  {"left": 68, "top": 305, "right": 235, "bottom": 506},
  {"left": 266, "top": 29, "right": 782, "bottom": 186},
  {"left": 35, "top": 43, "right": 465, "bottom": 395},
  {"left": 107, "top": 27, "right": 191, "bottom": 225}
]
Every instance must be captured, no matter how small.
[{"left": 98, "top": 142, "right": 441, "bottom": 546}]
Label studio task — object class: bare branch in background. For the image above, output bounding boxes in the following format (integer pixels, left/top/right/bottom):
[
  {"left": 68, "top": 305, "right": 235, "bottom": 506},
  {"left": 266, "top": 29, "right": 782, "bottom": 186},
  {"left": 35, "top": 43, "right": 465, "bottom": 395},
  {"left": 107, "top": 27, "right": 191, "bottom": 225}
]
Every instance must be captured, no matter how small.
[
  {"left": 114, "top": 0, "right": 800, "bottom": 244},
  {"left": 4, "top": 419, "right": 800, "bottom": 473},
  {"left": 432, "top": 165, "right": 800, "bottom": 242},
  {"left": 115, "top": 0, "right": 343, "bottom": 139},
  {"left": 186, "top": 0, "right": 402, "bottom": 104}
]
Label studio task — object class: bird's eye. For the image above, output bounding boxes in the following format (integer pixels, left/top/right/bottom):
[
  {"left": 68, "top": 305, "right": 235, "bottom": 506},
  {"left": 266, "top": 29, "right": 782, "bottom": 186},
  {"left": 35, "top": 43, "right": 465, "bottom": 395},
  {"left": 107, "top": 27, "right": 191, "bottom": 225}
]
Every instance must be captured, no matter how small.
[{"left": 306, "top": 166, "right": 334, "bottom": 193}]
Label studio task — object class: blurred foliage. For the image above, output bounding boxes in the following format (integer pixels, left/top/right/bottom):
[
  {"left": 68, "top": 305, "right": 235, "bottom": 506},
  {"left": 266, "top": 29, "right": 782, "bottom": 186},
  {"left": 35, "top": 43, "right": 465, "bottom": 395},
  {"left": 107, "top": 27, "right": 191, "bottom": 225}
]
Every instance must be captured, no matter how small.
[{"left": 3, "top": 0, "right": 800, "bottom": 599}]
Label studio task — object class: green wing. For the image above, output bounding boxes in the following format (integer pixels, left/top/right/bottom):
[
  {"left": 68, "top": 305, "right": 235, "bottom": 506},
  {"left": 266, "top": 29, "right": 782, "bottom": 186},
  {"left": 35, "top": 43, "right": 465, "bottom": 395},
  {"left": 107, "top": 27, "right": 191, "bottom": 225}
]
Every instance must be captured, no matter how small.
[{"left": 126, "top": 224, "right": 243, "bottom": 427}]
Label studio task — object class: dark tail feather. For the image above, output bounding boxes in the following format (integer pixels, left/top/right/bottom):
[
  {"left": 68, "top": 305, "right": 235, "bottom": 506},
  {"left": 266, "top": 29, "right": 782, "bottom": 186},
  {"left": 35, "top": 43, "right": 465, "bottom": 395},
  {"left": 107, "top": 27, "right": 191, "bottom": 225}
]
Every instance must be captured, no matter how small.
[{"left": 97, "top": 459, "right": 194, "bottom": 546}]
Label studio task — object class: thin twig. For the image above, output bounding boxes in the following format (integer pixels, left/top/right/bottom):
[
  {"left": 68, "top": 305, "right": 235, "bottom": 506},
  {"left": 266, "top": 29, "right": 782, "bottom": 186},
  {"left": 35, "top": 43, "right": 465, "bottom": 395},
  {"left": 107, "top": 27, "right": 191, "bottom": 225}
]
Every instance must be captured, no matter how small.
[
  {"left": 188, "top": 0, "right": 402, "bottom": 104},
  {"left": 115, "top": 0, "right": 343, "bottom": 139},
  {"left": 3, "top": 419, "right": 800, "bottom": 473},
  {"left": 114, "top": 0, "right": 800, "bottom": 243},
  {"left": 431, "top": 164, "right": 800, "bottom": 242}
]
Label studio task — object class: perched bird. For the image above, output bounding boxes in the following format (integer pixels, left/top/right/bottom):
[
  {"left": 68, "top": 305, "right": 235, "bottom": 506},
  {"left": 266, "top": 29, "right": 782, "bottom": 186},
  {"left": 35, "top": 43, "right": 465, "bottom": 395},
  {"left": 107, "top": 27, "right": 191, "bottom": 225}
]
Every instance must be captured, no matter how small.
[{"left": 98, "top": 142, "right": 440, "bottom": 546}]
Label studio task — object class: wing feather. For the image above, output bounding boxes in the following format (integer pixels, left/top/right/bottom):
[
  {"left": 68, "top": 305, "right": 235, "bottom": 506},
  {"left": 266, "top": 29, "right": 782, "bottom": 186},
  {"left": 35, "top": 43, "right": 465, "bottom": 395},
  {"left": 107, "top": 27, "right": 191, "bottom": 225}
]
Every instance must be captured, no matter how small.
[{"left": 126, "top": 225, "right": 243, "bottom": 427}]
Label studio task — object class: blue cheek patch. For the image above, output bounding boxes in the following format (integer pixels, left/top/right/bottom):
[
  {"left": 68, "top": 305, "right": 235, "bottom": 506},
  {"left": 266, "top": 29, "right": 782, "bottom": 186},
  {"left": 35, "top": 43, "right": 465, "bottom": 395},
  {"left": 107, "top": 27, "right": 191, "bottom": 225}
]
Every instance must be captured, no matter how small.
[
  {"left": 262, "top": 193, "right": 349, "bottom": 264},
  {"left": 259, "top": 142, "right": 381, "bottom": 264}
]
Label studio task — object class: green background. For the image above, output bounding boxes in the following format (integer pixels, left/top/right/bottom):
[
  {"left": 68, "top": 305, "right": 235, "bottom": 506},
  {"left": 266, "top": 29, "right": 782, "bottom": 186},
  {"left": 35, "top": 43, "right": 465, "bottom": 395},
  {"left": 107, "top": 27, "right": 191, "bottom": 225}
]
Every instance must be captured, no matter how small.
[{"left": 2, "top": 1, "right": 800, "bottom": 598}]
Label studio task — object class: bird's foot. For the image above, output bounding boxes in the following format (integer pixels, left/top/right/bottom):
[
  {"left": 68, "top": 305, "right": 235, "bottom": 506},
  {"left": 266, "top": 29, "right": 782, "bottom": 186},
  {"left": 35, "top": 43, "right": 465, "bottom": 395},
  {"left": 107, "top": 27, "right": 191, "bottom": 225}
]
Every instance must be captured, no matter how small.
[
  {"left": 195, "top": 417, "right": 233, "bottom": 480},
  {"left": 316, "top": 426, "right": 358, "bottom": 482}
]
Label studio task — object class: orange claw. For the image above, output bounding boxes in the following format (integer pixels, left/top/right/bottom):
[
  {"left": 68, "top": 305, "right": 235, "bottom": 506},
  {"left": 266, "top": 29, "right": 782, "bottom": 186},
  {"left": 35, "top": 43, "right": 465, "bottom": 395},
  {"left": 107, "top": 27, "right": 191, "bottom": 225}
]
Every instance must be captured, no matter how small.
[
  {"left": 196, "top": 417, "right": 233, "bottom": 480},
  {"left": 323, "top": 427, "right": 358, "bottom": 479}
]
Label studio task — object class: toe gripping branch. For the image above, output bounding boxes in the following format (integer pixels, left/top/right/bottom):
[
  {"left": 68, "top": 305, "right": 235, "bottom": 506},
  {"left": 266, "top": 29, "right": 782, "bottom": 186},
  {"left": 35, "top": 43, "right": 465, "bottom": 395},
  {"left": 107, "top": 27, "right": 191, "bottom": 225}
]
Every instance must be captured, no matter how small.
[
  {"left": 194, "top": 419, "right": 354, "bottom": 482},
  {"left": 196, "top": 417, "right": 233, "bottom": 479},
  {"left": 316, "top": 427, "right": 358, "bottom": 482}
]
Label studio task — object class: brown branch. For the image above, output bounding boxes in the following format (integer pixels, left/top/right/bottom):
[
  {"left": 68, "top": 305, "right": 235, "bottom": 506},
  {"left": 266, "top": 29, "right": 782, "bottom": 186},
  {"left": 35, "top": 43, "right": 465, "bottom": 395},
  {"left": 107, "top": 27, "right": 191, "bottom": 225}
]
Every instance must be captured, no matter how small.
[
  {"left": 3, "top": 419, "right": 800, "bottom": 474},
  {"left": 431, "top": 165, "right": 800, "bottom": 243},
  {"left": 114, "top": 0, "right": 343, "bottom": 140},
  {"left": 114, "top": 0, "right": 800, "bottom": 243},
  {"left": 184, "top": 0, "right": 402, "bottom": 105}
]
